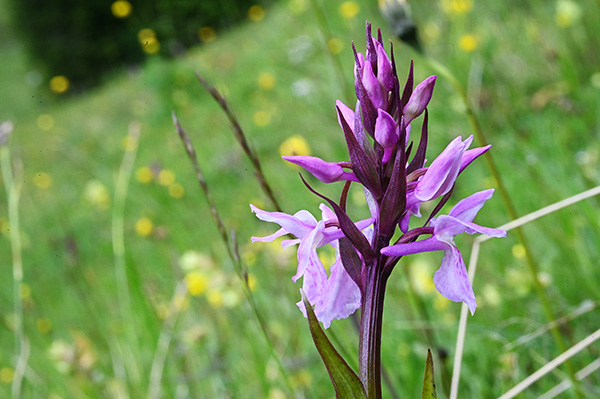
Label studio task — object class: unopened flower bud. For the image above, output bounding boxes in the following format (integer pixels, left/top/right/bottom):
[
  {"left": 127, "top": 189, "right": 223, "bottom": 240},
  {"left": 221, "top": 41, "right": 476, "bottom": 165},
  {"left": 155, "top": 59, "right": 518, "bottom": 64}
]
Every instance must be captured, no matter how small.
[{"left": 403, "top": 75, "right": 436, "bottom": 124}]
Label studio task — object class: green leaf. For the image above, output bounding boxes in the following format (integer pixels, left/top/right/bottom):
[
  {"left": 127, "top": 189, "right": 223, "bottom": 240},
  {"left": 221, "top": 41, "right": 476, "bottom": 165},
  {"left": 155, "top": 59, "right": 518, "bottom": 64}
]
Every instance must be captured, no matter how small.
[
  {"left": 422, "top": 349, "right": 438, "bottom": 399},
  {"left": 301, "top": 290, "right": 367, "bottom": 399}
]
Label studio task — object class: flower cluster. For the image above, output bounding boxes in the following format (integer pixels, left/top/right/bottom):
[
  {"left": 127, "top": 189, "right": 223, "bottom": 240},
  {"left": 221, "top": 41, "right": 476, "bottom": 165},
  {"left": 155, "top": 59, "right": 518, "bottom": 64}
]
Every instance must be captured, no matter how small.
[{"left": 251, "top": 23, "right": 505, "bottom": 328}]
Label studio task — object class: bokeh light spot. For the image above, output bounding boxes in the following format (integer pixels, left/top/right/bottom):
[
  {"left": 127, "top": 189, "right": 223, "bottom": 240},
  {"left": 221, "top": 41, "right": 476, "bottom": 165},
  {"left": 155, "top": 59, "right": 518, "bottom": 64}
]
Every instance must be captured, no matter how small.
[
  {"left": 37, "top": 114, "right": 55, "bottom": 131},
  {"left": 253, "top": 110, "right": 271, "bottom": 127}
]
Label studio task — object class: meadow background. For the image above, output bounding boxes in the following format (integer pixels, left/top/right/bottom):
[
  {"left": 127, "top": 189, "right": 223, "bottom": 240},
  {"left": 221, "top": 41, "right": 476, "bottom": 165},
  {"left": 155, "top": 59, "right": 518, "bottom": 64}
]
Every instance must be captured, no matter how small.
[{"left": 0, "top": 0, "right": 599, "bottom": 398}]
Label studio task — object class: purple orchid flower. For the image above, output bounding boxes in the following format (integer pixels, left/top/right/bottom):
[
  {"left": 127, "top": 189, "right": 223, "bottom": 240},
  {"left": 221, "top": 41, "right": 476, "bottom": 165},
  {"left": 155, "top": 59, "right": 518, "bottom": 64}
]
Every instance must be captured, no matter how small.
[
  {"left": 251, "top": 22, "right": 506, "bottom": 397},
  {"left": 251, "top": 204, "right": 374, "bottom": 327},
  {"left": 381, "top": 189, "right": 506, "bottom": 314}
]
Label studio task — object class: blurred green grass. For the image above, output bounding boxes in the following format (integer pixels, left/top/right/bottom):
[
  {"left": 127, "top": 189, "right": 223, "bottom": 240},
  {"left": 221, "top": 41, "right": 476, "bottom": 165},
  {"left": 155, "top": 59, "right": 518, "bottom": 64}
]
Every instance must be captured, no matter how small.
[{"left": 1, "top": 0, "right": 599, "bottom": 398}]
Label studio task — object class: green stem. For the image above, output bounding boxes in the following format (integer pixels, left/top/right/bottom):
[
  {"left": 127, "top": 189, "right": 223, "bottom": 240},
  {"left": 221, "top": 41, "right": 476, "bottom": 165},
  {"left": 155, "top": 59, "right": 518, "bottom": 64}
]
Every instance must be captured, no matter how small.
[
  {"left": 424, "top": 57, "right": 583, "bottom": 398},
  {"left": 358, "top": 261, "right": 388, "bottom": 399}
]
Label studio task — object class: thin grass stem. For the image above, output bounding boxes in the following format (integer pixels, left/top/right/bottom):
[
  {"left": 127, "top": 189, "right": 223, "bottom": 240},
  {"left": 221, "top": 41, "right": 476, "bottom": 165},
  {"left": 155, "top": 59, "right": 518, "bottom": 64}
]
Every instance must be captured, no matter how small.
[
  {"left": 1, "top": 121, "right": 28, "bottom": 399},
  {"left": 148, "top": 281, "right": 187, "bottom": 399},
  {"left": 172, "top": 113, "right": 298, "bottom": 399},
  {"left": 195, "top": 73, "right": 282, "bottom": 212},
  {"left": 496, "top": 328, "right": 600, "bottom": 399},
  {"left": 423, "top": 55, "right": 585, "bottom": 398},
  {"left": 111, "top": 122, "right": 142, "bottom": 388},
  {"left": 539, "top": 358, "right": 600, "bottom": 399},
  {"left": 450, "top": 185, "right": 600, "bottom": 399}
]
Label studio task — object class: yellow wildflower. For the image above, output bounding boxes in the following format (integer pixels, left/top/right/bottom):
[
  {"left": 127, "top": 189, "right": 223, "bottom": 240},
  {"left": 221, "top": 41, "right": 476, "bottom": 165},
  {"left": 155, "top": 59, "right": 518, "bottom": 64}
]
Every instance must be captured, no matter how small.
[
  {"left": 185, "top": 271, "right": 209, "bottom": 296},
  {"left": 458, "top": 34, "right": 478, "bottom": 52},
  {"left": 441, "top": 0, "right": 473, "bottom": 15},
  {"left": 248, "top": 5, "right": 266, "bottom": 22},
  {"left": 207, "top": 290, "right": 224, "bottom": 308},
  {"left": 328, "top": 38, "right": 344, "bottom": 54},
  {"left": 511, "top": 244, "right": 526, "bottom": 259},
  {"left": 157, "top": 169, "right": 175, "bottom": 186},
  {"left": 199, "top": 26, "right": 217, "bottom": 43},
  {"left": 50, "top": 76, "right": 70, "bottom": 94},
  {"left": 37, "top": 318, "right": 53, "bottom": 334},
  {"left": 339, "top": 1, "right": 360, "bottom": 19},
  {"left": 555, "top": 0, "right": 581, "bottom": 28},
  {"left": 33, "top": 172, "right": 53, "bottom": 189},
  {"left": 135, "top": 217, "right": 154, "bottom": 237},
  {"left": 111, "top": 1, "right": 132, "bottom": 18},
  {"left": 169, "top": 183, "right": 185, "bottom": 198},
  {"left": 0, "top": 367, "right": 14, "bottom": 384},
  {"left": 136, "top": 166, "right": 154, "bottom": 183},
  {"left": 279, "top": 135, "right": 311, "bottom": 159},
  {"left": 258, "top": 72, "right": 276, "bottom": 90},
  {"left": 139, "top": 29, "right": 160, "bottom": 54}
]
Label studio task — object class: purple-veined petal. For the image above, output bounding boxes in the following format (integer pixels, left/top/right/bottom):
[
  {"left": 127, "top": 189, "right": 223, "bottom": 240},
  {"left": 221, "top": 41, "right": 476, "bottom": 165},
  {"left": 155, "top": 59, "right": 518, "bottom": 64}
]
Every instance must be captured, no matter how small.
[
  {"left": 403, "top": 75, "right": 436, "bottom": 124},
  {"left": 414, "top": 136, "right": 472, "bottom": 201},
  {"left": 283, "top": 155, "right": 359, "bottom": 183},
  {"left": 432, "top": 245, "right": 477, "bottom": 315},
  {"left": 381, "top": 236, "right": 447, "bottom": 257},
  {"left": 313, "top": 255, "right": 361, "bottom": 329}
]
